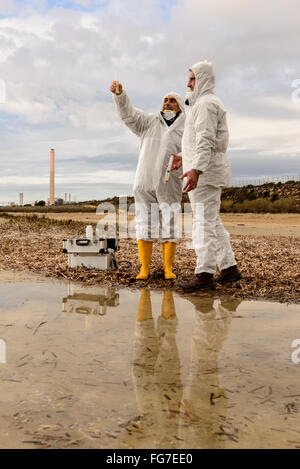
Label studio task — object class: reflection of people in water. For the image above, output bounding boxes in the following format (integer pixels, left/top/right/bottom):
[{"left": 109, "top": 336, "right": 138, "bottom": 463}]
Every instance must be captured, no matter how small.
[
  {"left": 180, "top": 295, "right": 241, "bottom": 448},
  {"left": 131, "top": 290, "right": 183, "bottom": 448},
  {"left": 118, "top": 291, "right": 241, "bottom": 449}
]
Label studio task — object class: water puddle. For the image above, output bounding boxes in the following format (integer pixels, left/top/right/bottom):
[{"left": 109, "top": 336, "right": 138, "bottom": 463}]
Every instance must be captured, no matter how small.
[{"left": 0, "top": 271, "right": 300, "bottom": 449}]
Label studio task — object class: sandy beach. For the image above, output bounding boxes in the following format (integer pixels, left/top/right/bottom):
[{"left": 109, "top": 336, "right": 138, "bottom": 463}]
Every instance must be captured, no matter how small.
[{"left": 6, "top": 212, "right": 300, "bottom": 238}]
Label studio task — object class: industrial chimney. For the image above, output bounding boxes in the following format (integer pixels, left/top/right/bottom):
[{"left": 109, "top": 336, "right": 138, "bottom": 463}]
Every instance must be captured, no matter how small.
[{"left": 50, "top": 149, "right": 55, "bottom": 205}]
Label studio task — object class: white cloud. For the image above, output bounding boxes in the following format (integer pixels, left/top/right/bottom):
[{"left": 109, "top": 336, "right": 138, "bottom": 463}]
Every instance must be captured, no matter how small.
[
  {"left": 0, "top": 0, "right": 300, "bottom": 203},
  {"left": 0, "top": 0, "right": 15, "bottom": 15}
]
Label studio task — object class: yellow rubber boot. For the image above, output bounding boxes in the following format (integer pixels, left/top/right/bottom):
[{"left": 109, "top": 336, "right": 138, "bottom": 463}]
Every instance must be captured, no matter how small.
[
  {"left": 137, "top": 289, "right": 153, "bottom": 321},
  {"left": 161, "top": 290, "right": 176, "bottom": 320},
  {"left": 163, "top": 241, "right": 177, "bottom": 279},
  {"left": 136, "top": 240, "right": 153, "bottom": 280}
]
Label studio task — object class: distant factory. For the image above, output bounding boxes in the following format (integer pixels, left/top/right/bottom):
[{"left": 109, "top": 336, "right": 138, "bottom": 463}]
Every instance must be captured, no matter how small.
[
  {"left": 48, "top": 148, "right": 74, "bottom": 205},
  {"left": 5, "top": 148, "right": 76, "bottom": 207}
]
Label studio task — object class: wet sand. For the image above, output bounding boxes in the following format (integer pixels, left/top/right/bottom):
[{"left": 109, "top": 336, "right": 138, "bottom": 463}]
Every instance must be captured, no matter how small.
[
  {"left": 0, "top": 273, "right": 300, "bottom": 449},
  {"left": 220, "top": 213, "right": 300, "bottom": 237}
]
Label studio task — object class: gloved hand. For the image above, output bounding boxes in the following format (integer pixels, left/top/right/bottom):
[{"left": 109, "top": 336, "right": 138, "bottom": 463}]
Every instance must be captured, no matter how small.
[
  {"left": 166, "top": 153, "right": 182, "bottom": 171},
  {"left": 180, "top": 169, "right": 199, "bottom": 192},
  {"left": 110, "top": 80, "right": 123, "bottom": 95}
]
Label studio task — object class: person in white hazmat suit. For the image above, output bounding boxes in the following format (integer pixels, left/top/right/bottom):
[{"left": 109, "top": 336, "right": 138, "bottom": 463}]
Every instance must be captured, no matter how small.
[
  {"left": 110, "top": 81, "right": 185, "bottom": 280},
  {"left": 170, "top": 61, "right": 242, "bottom": 291}
]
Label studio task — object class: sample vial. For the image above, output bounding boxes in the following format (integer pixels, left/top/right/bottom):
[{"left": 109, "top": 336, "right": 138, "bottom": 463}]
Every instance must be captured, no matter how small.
[{"left": 86, "top": 225, "right": 93, "bottom": 239}]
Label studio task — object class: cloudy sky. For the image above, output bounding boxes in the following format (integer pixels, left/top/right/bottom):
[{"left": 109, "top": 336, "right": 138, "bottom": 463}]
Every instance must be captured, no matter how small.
[{"left": 0, "top": 0, "right": 299, "bottom": 204}]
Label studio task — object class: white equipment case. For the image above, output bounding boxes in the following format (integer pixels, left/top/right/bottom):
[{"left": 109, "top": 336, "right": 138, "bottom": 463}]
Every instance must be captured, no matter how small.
[{"left": 62, "top": 238, "right": 119, "bottom": 270}]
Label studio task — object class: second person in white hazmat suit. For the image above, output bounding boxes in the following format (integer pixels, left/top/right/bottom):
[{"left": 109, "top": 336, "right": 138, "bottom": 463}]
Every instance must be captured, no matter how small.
[
  {"left": 170, "top": 61, "right": 242, "bottom": 291},
  {"left": 110, "top": 81, "right": 185, "bottom": 280}
]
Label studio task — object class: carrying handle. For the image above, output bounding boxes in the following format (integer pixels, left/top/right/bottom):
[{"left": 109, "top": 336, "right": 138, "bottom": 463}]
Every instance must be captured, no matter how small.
[{"left": 76, "top": 239, "right": 90, "bottom": 246}]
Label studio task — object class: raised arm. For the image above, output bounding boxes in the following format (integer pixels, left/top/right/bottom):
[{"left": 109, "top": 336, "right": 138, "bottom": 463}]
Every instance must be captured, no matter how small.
[{"left": 110, "top": 81, "right": 154, "bottom": 137}]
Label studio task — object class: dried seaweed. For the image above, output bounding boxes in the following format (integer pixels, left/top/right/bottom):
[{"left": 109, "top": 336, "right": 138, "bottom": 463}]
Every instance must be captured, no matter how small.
[{"left": 0, "top": 215, "right": 299, "bottom": 304}]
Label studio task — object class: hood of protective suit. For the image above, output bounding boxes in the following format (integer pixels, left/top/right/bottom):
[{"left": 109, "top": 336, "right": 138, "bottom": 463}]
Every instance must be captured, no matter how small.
[
  {"left": 162, "top": 91, "right": 185, "bottom": 116},
  {"left": 186, "top": 60, "right": 215, "bottom": 106}
]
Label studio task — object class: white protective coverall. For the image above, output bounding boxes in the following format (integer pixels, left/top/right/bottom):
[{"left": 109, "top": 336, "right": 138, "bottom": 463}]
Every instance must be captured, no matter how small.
[
  {"left": 182, "top": 61, "right": 237, "bottom": 274},
  {"left": 113, "top": 90, "right": 185, "bottom": 242}
]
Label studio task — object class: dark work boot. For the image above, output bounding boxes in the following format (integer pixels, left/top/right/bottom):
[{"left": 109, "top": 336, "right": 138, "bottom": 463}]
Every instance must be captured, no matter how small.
[
  {"left": 217, "top": 265, "right": 242, "bottom": 284},
  {"left": 178, "top": 273, "right": 216, "bottom": 292}
]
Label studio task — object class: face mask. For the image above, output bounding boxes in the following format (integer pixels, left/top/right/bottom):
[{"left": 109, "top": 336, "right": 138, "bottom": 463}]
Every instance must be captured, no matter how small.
[
  {"left": 185, "top": 89, "right": 193, "bottom": 104},
  {"left": 162, "top": 110, "right": 177, "bottom": 120}
]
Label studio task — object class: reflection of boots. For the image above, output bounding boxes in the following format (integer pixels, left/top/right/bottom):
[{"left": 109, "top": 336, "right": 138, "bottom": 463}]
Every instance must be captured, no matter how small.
[
  {"left": 136, "top": 241, "right": 153, "bottom": 280},
  {"left": 137, "top": 290, "right": 153, "bottom": 321},
  {"left": 220, "top": 297, "right": 242, "bottom": 312},
  {"left": 161, "top": 291, "right": 176, "bottom": 320},
  {"left": 162, "top": 242, "right": 177, "bottom": 279},
  {"left": 187, "top": 295, "right": 214, "bottom": 314}
]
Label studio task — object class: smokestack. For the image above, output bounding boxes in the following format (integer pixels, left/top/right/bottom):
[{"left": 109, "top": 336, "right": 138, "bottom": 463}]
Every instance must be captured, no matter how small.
[
  {"left": 69, "top": 193, "right": 71, "bottom": 203},
  {"left": 65, "top": 193, "right": 67, "bottom": 203},
  {"left": 19, "top": 193, "right": 23, "bottom": 206},
  {"left": 50, "top": 149, "right": 55, "bottom": 205}
]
